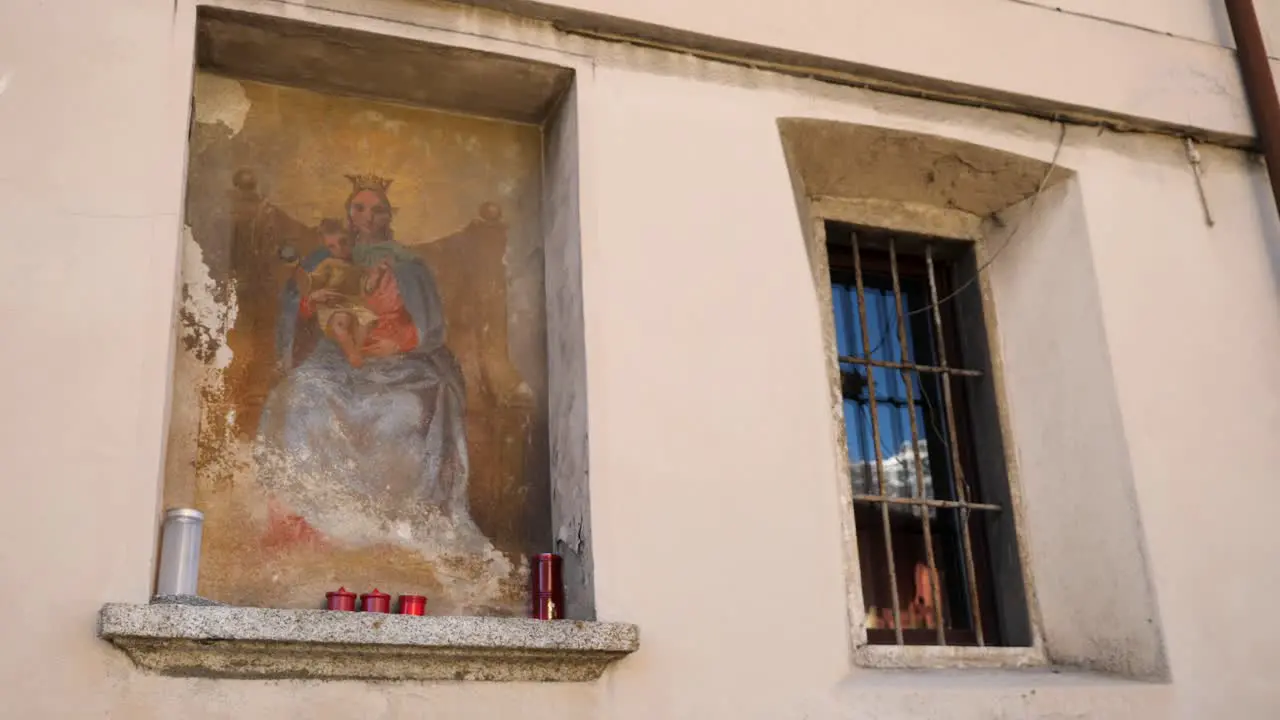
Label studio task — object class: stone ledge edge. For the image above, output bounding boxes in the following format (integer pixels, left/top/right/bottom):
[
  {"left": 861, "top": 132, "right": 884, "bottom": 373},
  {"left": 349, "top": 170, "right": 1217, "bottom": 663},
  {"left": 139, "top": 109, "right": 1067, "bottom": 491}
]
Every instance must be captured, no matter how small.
[{"left": 98, "top": 602, "right": 638, "bottom": 682}]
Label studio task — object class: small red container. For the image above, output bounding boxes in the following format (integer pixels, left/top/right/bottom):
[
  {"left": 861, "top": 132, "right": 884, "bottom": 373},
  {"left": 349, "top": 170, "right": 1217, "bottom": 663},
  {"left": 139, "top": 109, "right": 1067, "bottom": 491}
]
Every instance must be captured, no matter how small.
[
  {"left": 398, "top": 594, "right": 427, "bottom": 616},
  {"left": 530, "top": 553, "right": 564, "bottom": 620},
  {"left": 360, "top": 588, "right": 390, "bottom": 613},
  {"left": 326, "top": 587, "right": 357, "bottom": 611}
]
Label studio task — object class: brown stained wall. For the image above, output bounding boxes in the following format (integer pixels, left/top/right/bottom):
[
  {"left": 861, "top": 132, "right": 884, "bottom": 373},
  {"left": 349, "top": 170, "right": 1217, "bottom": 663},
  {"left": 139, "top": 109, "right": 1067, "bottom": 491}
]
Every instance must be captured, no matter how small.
[{"left": 167, "top": 73, "right": 549, "bottom": 614}]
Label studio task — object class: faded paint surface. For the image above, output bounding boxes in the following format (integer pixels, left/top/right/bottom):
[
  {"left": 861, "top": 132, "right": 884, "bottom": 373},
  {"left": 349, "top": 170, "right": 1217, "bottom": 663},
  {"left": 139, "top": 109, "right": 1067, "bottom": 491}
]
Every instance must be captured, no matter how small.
[
  {"left": 191, "top": 73, "right": 250, "bottom": 138},
  {"left": 3, "top": 0, "right": 1280, "bottom": 719},
  {"left": 167, "top": 73, "right": 549, "bottom": 614}
]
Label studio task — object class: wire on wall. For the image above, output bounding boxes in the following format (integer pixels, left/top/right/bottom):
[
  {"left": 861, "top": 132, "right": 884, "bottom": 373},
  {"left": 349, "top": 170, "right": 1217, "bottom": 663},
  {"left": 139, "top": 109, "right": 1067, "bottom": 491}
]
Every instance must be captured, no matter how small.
[
  {"left": 908, "top": 121, "right": 1069, "bottom": 318},
  {"left": 857, "top": 122, "right": 1069, "bottom": 362}
]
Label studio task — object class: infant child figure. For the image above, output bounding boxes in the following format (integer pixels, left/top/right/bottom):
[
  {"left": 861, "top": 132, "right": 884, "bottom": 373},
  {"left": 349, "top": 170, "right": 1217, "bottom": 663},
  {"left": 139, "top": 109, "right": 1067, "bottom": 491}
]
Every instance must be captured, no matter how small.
[{"left": 298, "top": 219, "right": 378, "bottom": 367}]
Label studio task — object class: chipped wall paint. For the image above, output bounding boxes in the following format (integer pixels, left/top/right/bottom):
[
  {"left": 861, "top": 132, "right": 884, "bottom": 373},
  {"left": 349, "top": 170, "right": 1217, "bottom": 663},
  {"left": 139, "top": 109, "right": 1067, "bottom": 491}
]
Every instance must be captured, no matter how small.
[
  {"left": 192, "top": 73, "right": 249, "bottom": 137},
  {"left": 178, "top": 225, "right": 236, "bottom": 369}
]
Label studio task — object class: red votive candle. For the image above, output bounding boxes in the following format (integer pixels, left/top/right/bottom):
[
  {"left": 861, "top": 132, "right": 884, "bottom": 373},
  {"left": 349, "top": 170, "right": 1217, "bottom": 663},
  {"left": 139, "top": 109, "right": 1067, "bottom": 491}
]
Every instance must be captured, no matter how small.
[
  {"left": 398, "top": 595, "right": 427, "bottom": 616},
  {"left": 530, "top": 553, "right": 564, "bottom": 620},
  {"left": 325, "top": 587, "right": 357, "bottom": 611},
  {"left": 360, "top": 588, "right": 390, "bottom": 613}
]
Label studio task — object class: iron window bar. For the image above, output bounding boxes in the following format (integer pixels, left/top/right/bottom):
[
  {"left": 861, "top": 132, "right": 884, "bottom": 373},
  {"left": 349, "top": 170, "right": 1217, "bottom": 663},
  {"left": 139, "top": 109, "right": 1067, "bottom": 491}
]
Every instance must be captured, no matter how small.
[
  {"left": 849, "top": 491, "right": 1002, "bottom": 513},
  {"left": 836, "top": 356, "right": 983, "bottom": 378}
]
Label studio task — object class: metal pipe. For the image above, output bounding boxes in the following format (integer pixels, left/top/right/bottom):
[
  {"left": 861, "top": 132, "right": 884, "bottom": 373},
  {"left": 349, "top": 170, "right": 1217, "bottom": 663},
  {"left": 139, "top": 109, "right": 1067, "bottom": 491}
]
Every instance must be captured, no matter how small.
[{"left": 1224, "top": 0, "right": 1280, "bottom": 215}]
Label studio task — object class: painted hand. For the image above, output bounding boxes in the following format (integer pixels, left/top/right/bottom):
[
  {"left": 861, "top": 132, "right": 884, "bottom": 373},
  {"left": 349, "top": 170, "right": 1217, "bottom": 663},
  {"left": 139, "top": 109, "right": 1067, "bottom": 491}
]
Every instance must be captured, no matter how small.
[
  {"left": 363, "top": 338, "right": 400, "bottom": 357},
  {"left": 310, "top": 289, "right": 344, "bottom": 306}
]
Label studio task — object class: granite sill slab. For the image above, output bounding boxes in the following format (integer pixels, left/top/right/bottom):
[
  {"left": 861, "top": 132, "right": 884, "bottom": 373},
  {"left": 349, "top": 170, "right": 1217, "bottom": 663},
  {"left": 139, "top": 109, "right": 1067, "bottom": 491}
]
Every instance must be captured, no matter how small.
[{"left": 98, "top": 602, "right": 639, "bottom": 682}]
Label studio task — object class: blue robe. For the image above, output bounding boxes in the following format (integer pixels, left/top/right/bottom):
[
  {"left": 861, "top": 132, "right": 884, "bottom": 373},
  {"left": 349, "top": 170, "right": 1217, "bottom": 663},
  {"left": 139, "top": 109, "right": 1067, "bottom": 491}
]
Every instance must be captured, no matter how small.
[{"left": 254, "top": 241, "right": 479, "bottom": 550}]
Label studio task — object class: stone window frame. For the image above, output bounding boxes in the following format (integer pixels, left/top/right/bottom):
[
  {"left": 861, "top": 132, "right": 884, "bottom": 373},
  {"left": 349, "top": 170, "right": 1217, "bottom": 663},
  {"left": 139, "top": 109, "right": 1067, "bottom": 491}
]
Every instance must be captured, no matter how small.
[{"left": 782, "top": 118, "right": 1169, "bottom": 678}]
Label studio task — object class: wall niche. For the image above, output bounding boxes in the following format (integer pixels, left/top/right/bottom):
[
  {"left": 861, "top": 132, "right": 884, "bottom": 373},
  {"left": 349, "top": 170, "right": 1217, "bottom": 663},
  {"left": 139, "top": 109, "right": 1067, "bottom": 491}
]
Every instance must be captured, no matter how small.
[{"left": 163, "top": 8, "right": 588, "bottom": 618}]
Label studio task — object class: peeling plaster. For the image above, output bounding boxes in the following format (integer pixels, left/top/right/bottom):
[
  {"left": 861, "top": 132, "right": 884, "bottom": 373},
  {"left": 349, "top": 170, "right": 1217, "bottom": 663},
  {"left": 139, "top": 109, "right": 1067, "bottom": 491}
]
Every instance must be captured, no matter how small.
[
  {"left": 179, "top": 225, "right": 236, "bottom": 368},
  {"left": 192, "top": 74, "right": 249, "bottom": 137}
]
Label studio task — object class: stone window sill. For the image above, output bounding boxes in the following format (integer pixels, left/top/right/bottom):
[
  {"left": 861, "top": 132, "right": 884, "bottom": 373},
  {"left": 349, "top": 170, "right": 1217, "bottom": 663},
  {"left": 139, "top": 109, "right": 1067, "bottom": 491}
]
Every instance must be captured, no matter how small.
[
  {"left": 854, "top": 643, "right": 1045, "bottom": 670},
  {"left": 98, "top": 602, "right": 639, "bottom": 682}
]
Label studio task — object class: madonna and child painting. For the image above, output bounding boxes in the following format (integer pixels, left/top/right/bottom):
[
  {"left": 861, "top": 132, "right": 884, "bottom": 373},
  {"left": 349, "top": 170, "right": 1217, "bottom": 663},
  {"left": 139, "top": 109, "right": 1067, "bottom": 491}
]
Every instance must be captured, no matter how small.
[{"left": 166, "top": 73, "right": 549, "bottom": 615}]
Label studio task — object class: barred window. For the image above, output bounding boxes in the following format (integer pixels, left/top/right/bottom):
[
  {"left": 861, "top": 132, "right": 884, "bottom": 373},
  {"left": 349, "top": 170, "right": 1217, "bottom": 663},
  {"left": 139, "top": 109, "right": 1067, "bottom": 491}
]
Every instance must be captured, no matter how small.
[{"left": 826, "top": 220, "right": 1032, "bottom": 648}]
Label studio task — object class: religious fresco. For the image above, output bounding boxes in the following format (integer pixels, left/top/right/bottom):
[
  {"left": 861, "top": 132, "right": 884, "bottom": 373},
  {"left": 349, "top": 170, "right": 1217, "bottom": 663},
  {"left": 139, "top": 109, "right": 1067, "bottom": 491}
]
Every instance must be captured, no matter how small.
[{"left": 165, "top": 73, "right": 548, "bottom": 614}]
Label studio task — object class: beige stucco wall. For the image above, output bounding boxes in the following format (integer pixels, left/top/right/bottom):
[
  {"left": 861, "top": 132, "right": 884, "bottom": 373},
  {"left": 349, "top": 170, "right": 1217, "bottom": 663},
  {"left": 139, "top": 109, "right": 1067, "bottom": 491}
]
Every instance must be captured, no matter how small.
[
  {"left": 1014, "top": 0, "right": 1275, "bottom": 49},
  {"left": 454, "top": 0, "right": 1280, "bottom": 141},
  {"left": 2, "top": 0, "right": 1279, "bottom": 718}
]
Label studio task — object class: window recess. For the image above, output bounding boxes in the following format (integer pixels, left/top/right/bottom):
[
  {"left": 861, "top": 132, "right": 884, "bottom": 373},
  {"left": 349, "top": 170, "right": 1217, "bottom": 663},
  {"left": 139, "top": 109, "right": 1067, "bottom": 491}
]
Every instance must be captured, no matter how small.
[{"left": 827, "top": 220, "right": 1032, "bottom": 649}]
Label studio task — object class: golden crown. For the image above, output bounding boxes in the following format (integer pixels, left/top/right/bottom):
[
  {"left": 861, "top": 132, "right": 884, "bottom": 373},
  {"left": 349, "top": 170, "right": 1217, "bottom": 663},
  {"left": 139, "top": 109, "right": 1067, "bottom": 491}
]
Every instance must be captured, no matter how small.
[{"left": 345, "top": 173, "right": 394, "bottom": 194}]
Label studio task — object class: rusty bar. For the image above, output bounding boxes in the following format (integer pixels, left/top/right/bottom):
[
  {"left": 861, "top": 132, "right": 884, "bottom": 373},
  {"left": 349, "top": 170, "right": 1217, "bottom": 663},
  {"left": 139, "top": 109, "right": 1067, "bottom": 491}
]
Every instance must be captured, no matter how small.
[
  {"left": 888, "top": 239, "right": 946, "bottom": 645},
  {"left": 837, "top": 355, "right": 984, "bottom": 378},
  {"left": 1225, "top": 0, "right": 1280, "bottom": 219},
  {"left": 851, "top": 493, "right": 1002, "bottom": 513},
  {"left": 857, "top": 394, "right": 918, "bottom": 409},
  {"left": 851, "top": 233, "right": 904, "bottom": 644},
  {"left": 925, "top": 246, "right": 986, "bottom": 647}
]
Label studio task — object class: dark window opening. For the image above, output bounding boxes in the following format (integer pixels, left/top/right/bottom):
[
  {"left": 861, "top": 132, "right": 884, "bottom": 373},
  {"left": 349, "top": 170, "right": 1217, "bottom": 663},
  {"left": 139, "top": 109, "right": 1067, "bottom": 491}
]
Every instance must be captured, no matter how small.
[{"left": 826, "top": 220, "right": 1031, "bottom": 648}]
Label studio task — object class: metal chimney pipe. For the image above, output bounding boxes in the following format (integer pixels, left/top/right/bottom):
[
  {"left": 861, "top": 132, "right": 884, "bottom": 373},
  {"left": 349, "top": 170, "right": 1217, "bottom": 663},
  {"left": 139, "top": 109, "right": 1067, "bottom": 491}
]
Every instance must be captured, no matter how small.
[{"left": 1224, "top": 0, "right": 1280, "bottom": 215}]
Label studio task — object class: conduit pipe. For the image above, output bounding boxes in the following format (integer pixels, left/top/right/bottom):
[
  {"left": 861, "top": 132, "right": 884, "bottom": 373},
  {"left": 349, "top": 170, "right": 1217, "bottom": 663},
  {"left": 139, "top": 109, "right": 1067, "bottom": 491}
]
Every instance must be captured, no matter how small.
[{"left": 1224, "top": 0, "right": 1280, "bottom": 215}]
